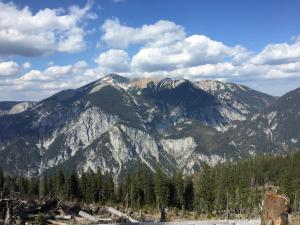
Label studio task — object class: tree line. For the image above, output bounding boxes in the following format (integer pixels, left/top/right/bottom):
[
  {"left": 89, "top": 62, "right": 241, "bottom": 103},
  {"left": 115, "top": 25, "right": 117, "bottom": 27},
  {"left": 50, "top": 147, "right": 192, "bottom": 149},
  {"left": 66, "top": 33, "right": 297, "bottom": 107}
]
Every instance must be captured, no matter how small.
[{"left": 0, "top": 151, "right": 300, "bottom": 216}]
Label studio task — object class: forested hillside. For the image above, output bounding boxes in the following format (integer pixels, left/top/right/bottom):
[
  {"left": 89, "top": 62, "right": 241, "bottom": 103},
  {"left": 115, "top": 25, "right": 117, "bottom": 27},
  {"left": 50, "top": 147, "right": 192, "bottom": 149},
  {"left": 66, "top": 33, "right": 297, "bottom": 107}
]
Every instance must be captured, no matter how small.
[{"left": 1, "top": 151, "right": 300, "bottom": 216}]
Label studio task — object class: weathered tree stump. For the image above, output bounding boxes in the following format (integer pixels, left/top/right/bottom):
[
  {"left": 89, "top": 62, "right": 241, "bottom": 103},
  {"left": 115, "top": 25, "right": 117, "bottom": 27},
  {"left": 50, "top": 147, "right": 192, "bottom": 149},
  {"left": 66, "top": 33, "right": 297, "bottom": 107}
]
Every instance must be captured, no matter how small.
[{"left": 261, "top": 191, "right": 290, "bottom": 225}]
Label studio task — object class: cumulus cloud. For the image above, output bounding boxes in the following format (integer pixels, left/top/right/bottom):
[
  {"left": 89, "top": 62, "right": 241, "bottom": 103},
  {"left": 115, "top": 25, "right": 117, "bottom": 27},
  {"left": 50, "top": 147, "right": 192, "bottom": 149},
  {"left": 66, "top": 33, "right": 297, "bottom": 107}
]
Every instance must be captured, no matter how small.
[
  {"left": 0, "top": 1, "right": 96, "bottom": 56},
  {"left": 98, "top": 18, "right": 253, "bottom": 78},
  {"left": 131, "top": 35, "right": 246, "bottom": 72},
  {"left": 101, "top": 18, "right": 185, "bottom": 48},
  {"left": 99, "top": 18, "right": 300, "bottom": 82},
  {"left": 1, "top": 17, "right": 300, "bottom": 100},
  {"left": 0, "top": 60, "right": 102, "bottom": 99},
  {"left": 251, "top": 39, "right": 300, "bottom": 65},
  {"left": 95, "top": 49, "right": 130, "bottom": 73},
  {"left": 21, "top": 60, "right": 89, "bottom": 82},
  {"left": 0, "top": 61, "right": 19, "bottom": 77}
]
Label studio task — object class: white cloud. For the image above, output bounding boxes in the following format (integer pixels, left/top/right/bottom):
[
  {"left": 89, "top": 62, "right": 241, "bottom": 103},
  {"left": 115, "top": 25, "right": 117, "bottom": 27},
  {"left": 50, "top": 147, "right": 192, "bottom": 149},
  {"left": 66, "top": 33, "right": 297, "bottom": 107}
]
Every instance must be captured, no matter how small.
[
  {"left": 251, "top": 39, "right": 300, "bottom": 65},
  {"left": 0, "top": 60, "right": 100, "bottom": 100},
  {"left": 101, "top": 18, "right": 185, "bottom": 49},
  {"left": 0, "top": 1, "right": 96, "bottom": 56},
  {"left": 1, "top": 18, "right": 300, "bottom": 100},
  {"left": 99, "top": 19, "right": 252, "bottom": 79},
  {"left": 22, "top": 62, "right": 31, "bottom": 69},
  {"left": 170, "top": 63, "right": 236, "bottom": 78},
  {"left": 21, "top": 60, "right": 89, "bottom": 82},
  {"left": 131, "top": 35, "right": 245, "bottom": 72},
  {"left": 0, "top": 61, "right": 19, "bottom": 77},
  {"left": 95, "top": 49, "right": 130, "bottom": 73}
]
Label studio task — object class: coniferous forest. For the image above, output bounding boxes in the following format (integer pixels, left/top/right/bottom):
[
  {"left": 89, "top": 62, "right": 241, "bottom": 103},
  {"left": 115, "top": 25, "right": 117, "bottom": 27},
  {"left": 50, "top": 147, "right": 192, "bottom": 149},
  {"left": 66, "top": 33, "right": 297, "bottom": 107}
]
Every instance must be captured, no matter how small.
[{"left": 1, "top": 151, "right": 300, "bottom": 216}]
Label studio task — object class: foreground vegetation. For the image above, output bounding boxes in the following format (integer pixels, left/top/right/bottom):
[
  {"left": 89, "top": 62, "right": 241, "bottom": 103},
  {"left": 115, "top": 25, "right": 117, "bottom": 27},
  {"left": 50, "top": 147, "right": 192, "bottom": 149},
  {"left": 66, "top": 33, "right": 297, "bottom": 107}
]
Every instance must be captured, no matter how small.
[{"left": 0, "top": 151, "right": 300, "bottom": 217}]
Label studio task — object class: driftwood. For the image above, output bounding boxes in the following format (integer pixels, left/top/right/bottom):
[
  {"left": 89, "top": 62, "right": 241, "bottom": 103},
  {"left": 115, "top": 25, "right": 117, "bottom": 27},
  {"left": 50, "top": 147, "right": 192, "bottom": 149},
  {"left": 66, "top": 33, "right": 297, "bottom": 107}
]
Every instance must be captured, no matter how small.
[
  {"left": 0, "top": 195, "right": 73, "bottom": 224},
  {"left": 79, "top": 210, "right": 100, "bottom": 222},
  {"left": 98, "top": 217, "right": 114, "bottom": 223},
  {"left": 4, "top": 202, "right": 10, "bottom": 224},
  {"left": 1, "top": 194, "right": 142, "bottom": 224},
  {"left": 22, "top": 214, "right": 72, "bottom": 220},
  {"left": 47, "top": 219, "right": 68, "bottom": 225},
  {"left": 55, "top": 215, "right": 72, "bottom": 220},
  {"left": 106, "top": 206, "right": 139, "bottom": 223}
]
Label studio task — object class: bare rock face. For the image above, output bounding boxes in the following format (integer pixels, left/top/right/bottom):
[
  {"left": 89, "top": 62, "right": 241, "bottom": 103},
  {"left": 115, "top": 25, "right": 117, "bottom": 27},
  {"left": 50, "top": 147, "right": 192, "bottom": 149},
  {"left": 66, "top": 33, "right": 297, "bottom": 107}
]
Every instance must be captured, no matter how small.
[{"left": 0, "top": 101, "right": 35, "bottom": 115}]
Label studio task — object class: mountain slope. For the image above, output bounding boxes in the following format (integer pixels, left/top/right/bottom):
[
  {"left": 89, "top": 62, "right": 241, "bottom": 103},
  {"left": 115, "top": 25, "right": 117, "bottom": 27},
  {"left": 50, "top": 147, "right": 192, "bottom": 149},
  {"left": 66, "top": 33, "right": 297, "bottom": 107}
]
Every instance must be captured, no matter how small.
[
  {"left": 0, "top": 101, "right": 35, "bottom": 115},
  {"left": 221, "top": 87, "right": 300, "bottom": 156},
  {"left": 195, "top": 80, "right": 276, "bottom": 121},
  {"left": 0, "top": 74, "right": 292, "bottom": 177}
]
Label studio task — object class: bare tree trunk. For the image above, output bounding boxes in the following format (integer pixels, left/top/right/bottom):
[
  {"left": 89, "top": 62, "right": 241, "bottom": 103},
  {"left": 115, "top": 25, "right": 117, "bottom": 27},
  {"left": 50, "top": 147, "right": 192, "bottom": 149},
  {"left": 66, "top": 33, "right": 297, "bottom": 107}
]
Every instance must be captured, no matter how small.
[{"left": 4, "top": 201, "right": 10, "bottom": 225}]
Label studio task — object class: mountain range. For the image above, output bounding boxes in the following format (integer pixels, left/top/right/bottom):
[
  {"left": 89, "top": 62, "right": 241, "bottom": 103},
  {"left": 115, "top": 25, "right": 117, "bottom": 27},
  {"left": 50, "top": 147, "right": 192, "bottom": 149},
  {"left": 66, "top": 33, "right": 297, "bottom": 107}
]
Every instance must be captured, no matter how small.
[{"left": 0, "top": 74, "right": 299, "bottom": 177}]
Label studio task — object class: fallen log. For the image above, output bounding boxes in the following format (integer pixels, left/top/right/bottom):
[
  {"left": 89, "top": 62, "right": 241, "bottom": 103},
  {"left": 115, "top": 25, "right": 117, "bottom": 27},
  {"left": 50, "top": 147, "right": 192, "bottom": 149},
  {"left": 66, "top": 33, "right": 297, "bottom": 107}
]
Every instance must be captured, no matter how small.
[
  {"left": 47, "top": 219, "right": 68, "bottom": 225},
  {"left": 54, "top": 215, "right": 72, "bottom": 220},
  {"left": 106, "top": 206, "right": 139, "bottom": 223},
  {"left": 98, "top": 217, "right": 114, "bottom": 223},
  {"left": 79, "top": 210, "right": 100, "bottom": 223}
]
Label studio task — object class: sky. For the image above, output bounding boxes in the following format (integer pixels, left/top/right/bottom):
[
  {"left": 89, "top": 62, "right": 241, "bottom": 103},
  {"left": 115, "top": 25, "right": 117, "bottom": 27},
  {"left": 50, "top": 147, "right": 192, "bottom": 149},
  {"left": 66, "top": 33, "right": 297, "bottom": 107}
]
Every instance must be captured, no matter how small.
[{"left": 0, "top": 0, "right": 300, "bottom": 101}]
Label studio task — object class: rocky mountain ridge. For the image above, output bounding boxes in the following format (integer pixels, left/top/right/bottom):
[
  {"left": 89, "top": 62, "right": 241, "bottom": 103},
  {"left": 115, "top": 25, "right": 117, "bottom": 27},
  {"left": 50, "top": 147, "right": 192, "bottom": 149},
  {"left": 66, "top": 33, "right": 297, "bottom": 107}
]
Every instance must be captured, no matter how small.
[{"left": 0, "top": 74, "right": 297, "bottom": 178}]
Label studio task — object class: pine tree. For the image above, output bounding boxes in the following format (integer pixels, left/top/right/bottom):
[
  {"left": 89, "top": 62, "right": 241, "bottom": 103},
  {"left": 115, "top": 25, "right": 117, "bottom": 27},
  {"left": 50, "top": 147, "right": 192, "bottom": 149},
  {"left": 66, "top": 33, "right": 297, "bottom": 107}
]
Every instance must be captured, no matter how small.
[
  {"left": 184, "top": 176, "right": 194, "bottom": 210},
  {"left": 39, "top": 173, "right": 48, "bottom": 199},
  {"left": 173, "top": 170, "right": 184, "bottom": 209},
  {"left": 103, "top": 173, "right": 115, "bottom": 203},
  {"left": 80, "top": 170, "right": 88, "bottom": 201},
  {"left": 86, "top": 170, "right": 97, "bottom": 203},
  {"left": 142, "top": 167, "right": 155, "bottom": 206},
  {"left": 155, "top": 165, "right": 170, "bottom": 208},
  {"left": 195, "top": 164, "right": 215, "bottom": 214},
  {"left": 55, "top": 169, "right": 65, "bottom": 198},
  {"left": 95, "top": 168, "right": 103, "bottom": 203},
  {"left": 0, "top": 166, "right": 4, "bottom": 192},
  {"left": 68, "top": 170, "right": 80, "bottom": 200},
  {"left": 28, "top": 177, "right": 39, "bottom": 199}
]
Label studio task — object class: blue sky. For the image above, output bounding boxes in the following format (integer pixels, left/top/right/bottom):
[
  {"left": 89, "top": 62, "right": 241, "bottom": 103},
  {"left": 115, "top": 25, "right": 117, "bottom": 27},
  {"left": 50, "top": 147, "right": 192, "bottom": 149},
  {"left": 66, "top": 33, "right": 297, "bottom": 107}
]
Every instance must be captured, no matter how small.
[{"left": 0, "top": 0, "right": 300, "bottom": 100}]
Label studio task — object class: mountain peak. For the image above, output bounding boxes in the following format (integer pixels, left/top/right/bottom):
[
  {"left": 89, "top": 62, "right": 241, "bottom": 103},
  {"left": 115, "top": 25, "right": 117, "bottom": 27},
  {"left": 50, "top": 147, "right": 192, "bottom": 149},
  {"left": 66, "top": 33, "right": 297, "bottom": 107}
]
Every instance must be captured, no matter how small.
[
  {"left": 88, "top": 74, "right": 130, "bottom": 94},
  {"left": 99, "top": 74, "right": 130, "bottom": 85}
]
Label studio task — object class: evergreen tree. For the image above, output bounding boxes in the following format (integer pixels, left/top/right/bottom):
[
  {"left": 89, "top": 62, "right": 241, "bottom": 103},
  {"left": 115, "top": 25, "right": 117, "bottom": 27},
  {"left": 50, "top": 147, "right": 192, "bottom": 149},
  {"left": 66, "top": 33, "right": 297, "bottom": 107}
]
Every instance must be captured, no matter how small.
[
  {"left": 184, "top": 176, "right": 194, "bottom": 210},
  {"left": 195, "top": 164, "right": 215, "bottom": 214},
  {"left": 39, "top": 173, "right": 48, "bottom": 199},
  {"left": 155, "top": 165, "right": 170, "bottom": 207},
  {"left": 28, "top": 177, "right": 39, "bottom": 199},
  {"left": 169, "top": 171, "right": 183, "bottom": 209},
  {"left": 103, "top": 172, "right": 115, "bottom": 203},
  {"left": 95, "top": 168, "right": 103, "bottom": 203},
  {"left": 0, "top": 166, "right": 4, "bottom": 192},
  {"left": 68, "top": 170, "right": 80, "bottom": 200},
  {"left": 80, "top": 170, "right": 88, "bottom": 201},
  {"left": 55, "top": 169, "right": 65, "bottom": 198}
]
